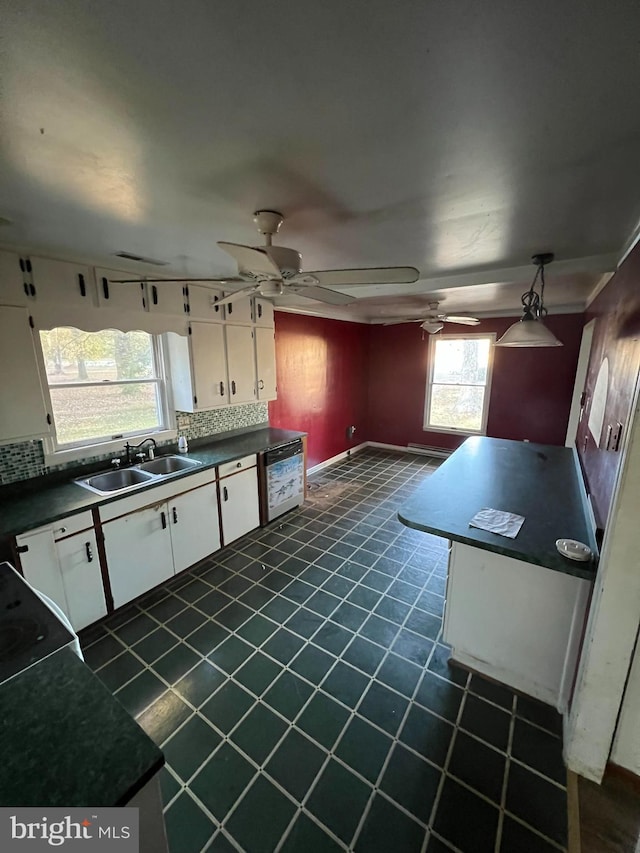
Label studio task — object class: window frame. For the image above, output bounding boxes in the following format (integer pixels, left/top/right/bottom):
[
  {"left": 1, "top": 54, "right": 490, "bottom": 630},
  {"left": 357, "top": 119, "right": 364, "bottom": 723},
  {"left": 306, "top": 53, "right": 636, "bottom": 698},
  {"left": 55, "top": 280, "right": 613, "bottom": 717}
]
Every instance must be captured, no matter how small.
[
  {"left": 423, "top": 332, "right": 496, "bottom": 436},
  {"left": 38, "top": 329, "right": 176, "bottom": 464}
]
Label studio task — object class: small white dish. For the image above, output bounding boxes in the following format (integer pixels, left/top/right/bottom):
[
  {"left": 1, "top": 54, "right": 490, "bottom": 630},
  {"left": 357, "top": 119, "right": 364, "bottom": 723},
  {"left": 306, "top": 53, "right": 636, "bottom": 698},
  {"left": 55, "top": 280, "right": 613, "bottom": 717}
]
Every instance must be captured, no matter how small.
[{"left": 556, "top": 539, "right": 592, "bottom": 562}]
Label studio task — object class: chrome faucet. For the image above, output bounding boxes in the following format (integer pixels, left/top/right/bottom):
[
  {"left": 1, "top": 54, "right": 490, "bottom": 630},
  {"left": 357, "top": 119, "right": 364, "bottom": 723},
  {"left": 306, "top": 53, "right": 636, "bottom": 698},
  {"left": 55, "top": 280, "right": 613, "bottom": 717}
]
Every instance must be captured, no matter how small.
[{"left": 124, "top": 438, "right": 157, "bottom": 465}]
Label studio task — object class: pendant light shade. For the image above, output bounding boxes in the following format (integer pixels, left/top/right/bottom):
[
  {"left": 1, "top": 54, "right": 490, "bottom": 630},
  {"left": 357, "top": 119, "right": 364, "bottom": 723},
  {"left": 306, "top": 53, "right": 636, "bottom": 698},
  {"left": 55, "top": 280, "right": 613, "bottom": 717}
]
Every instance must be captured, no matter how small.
[{"left": 495, "top": 253, "right": 563, "bottom": 348}]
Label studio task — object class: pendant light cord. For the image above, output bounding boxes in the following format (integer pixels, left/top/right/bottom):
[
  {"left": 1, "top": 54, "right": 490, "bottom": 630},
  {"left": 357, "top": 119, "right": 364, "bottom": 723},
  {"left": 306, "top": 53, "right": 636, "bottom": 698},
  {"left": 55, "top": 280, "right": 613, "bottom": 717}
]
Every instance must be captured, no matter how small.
[{"left": 521, "top": 260, "right": 547, "bottom": 319}]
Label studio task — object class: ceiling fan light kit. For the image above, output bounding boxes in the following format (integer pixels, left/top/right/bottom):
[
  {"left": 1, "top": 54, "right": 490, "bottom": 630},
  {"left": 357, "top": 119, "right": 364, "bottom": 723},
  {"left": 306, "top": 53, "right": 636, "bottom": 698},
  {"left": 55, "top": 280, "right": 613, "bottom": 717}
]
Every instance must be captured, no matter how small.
[
  {"left": 112, "top": 209, "right": 420, "bottom": 308},
  {"left": 495, "top": 253, "right": 563, "bottom": 348}
]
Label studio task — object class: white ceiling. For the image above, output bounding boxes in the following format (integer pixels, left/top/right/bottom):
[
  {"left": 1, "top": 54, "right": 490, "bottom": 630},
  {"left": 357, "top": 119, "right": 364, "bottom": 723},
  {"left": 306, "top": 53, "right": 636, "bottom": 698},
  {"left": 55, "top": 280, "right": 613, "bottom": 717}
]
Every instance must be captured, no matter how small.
[{"left": 1, "top": 0, "right": 639, "bottom": 320}]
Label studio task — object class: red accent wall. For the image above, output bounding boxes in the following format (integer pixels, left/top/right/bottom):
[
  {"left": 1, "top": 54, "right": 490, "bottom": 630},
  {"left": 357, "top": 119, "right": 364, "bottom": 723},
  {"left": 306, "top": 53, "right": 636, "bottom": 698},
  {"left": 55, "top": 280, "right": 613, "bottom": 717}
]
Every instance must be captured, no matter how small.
[
  {"left": 268, "top": 312, "right": 370, "bottom": 469},
  {"left": 366, "top": 314, "right": 585, "bottom": 451},
  {"left": 577, "top": 245, "right": 640, "bottom": 527}
]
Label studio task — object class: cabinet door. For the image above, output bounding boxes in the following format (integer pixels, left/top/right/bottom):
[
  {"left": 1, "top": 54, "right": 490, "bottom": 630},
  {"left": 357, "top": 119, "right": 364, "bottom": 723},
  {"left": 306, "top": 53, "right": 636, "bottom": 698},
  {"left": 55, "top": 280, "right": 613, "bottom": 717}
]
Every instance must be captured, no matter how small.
[
  {"left": 253, "top": 299, "right": 274, "bottom": 327},
  {"left": 56, "top": 529, "right": 107, "bottom": 631},
  {"left": 147, "top": 281, "right": 189, "bottom": 317},
  {"left": 95, "top": 267, "right": 146, "bottom": 313},
  {"left": 191, "top": 322, "right": 228, "bottom": 409},
  {"left": 29, "top": 257, "right": 96, "bottom": 307},
  {"left": 255, "top": 326, "right": 277, "bottom": 400},
  {"left": 169, "top": 483, "right": 221, "bottom": 573},
  {"left": 0, "top": 306, "right": 51, "bottom": 442},
  {"left": 103, "top": 503, "right": 174, "bottom": 609},
  {"left": 0, "top": 250, "right": 29, "bottom": 306},
  {"left": 187, "top": 284, "right": 225, "bottom": 321},
  {"left": 220, "top": 467, "right": 260, "bottom": 545},
  {"left": 224, "top": 292, "right": 253, "bottom": 325},
  {"left": 16, "top": 528, "right": 70, "bottom": 619},
  {"left": 225, "top": 325, "right": 257, "bottom": 404}
]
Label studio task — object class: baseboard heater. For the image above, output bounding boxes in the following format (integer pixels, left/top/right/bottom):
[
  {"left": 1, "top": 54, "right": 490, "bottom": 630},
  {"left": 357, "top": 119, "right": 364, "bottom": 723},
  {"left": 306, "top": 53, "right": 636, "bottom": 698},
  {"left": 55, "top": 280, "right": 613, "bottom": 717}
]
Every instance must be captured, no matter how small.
[{"left": 407, "top": 443, "right": 452, "bottom": 459}]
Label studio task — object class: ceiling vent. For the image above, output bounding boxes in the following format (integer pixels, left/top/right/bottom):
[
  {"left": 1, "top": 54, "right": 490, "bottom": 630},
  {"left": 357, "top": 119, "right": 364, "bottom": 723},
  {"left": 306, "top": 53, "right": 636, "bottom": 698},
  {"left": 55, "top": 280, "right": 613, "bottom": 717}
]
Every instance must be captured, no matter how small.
[{"left": 114, "top": 251, "right": 168, "bottom": 266}]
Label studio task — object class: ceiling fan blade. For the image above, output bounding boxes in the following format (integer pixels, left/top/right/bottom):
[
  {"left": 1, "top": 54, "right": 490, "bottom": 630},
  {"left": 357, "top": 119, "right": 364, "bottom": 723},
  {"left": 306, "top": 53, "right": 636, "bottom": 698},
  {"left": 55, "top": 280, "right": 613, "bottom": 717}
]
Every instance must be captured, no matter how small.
[
  {"left": 110, "top": 276, "right": 244, "bottom": 284},
  {"left": 289, "top": 285, "right": 356, "bottom": 305},
  {"left": 444, "top": 316, "right": 481, "bottom": 325},
  {"left": 216, "top": 285, "right": 261, "bottom": 307},
  {"left": 382, "top": 318, "right": 425, "bottom": 325},
  {"left": 299, "top": 266, "right": 420, "bottom": 287},
  {"left": 217, "top": 242, "right": 282, "bottom": 278}
]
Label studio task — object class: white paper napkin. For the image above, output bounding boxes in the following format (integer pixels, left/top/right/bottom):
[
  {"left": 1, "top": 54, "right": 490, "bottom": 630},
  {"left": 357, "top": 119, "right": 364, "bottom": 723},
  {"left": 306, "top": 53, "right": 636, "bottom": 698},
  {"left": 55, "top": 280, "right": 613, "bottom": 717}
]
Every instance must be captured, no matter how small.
[{"left": 469, "top": 507, "right": 525, "bottom": 539}]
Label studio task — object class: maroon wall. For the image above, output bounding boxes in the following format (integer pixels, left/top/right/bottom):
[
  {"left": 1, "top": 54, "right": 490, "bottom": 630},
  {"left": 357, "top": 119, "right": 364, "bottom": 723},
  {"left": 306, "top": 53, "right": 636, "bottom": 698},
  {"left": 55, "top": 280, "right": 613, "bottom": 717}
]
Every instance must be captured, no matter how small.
[
  {"left": 577, "top": 245, "right": 640, "bottom": 527},
  {"left": 366, "top": 314, "right": 585, "bottom": 451},
  {"left": 268, "top": 312, "right": 370, "bottom": 468}
]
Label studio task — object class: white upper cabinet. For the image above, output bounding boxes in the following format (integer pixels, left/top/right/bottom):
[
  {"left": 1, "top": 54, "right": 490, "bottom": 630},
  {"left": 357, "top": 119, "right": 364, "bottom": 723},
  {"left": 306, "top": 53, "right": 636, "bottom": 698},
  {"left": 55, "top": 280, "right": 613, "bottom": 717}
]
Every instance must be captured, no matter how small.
[
  {"left": 30, "top": 257, "right": 97, "bottom": 307},
  {"left": 166, "top": 323, "right": 228, "bottom": 412},
  {"left": 0, "top": 306, "right": 51, "bottom": 443},
  {"left": 0, "top": 250, "right": 30, "bottom": 305},
  {"left": 95, "top": 267, "right": 146, "bottom": 313},
  {"left": 255, "top": 326, "right": 277, "bottom": 400},
  {"left": 253, "top": 298, "right": 274, "bottom": 327},
  {"left": 186, "top": 283, "right": 226, "bottom": 321},
  {"left": 225, "top": 324, "right": 257, "bottom": 404},
  {"left": 224, "top": 292, "right": 253, "bottom": 325},
  {"left": 147, "top": 280, "right": 189, "bottom": 317}
]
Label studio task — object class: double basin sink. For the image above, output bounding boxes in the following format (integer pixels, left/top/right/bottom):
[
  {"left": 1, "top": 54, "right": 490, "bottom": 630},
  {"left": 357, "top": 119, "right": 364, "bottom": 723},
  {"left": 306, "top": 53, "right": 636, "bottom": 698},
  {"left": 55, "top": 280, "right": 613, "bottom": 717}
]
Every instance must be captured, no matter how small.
[{"left": 75, "top": 455, "right": 201, "bottom": 497}]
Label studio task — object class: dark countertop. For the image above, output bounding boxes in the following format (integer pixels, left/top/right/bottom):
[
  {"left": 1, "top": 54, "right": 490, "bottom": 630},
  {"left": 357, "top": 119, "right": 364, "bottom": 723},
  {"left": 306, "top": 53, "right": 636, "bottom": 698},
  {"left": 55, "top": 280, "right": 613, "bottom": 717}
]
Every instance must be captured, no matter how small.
[
  {"left": 398, "top": 436, "right": 598, "bottom": 581},
  {"left": 0, "top": 646, "right": 163, "bottom": 807},
  {"left": 0, "top": 427, "right": 305, "bottom": 538}
]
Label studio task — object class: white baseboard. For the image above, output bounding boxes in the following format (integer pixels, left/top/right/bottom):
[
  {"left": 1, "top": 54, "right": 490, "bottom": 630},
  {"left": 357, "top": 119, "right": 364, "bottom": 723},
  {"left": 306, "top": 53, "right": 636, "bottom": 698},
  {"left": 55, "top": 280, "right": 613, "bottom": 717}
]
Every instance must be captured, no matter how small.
[
  {"left": 307, "top": 442, "right": 368, "bottom": 475},
  {"left": 307, "top": 440, "right": 451, "bottom": 475},
  {"left": 368, "top": 441, "right": 451, "bottom": 459}
]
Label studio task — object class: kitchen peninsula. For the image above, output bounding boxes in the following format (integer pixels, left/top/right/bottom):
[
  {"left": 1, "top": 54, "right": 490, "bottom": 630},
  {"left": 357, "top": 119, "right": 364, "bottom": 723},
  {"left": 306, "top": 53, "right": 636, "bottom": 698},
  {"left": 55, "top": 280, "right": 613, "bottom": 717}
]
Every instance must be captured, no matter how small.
[{"left": 399, "top": 437, "right": 598, "bottom": 711}]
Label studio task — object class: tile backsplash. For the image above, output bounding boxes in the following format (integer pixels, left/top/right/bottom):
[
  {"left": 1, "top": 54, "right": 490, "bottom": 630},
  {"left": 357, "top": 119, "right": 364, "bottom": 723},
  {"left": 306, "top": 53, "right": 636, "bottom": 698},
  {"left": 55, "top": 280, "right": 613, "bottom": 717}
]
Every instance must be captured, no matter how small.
[{"left": 0, "top": 402, "right": 269, "bottom": 485}]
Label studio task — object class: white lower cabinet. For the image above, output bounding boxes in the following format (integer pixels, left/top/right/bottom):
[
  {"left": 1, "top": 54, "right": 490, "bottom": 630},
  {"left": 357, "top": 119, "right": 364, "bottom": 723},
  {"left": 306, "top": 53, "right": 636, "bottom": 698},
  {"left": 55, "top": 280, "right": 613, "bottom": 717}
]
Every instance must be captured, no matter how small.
[
  {"left": 16, "top": 516, "right": 106, "bottom": 632},
  {"left": 103, "top": 503, "right": 174, "bottom": 610},
  {"left": 56, "top": 529, "right": 105, "bottom": 630},
  {"left": 104, "top": 482, "right": 222, "bottom": 608},
  {"left": 220, "top": 465, "right": 260, "bottom": 545},
  {"left": 170, "top": 484, "right": 221, "bottom": 573}
]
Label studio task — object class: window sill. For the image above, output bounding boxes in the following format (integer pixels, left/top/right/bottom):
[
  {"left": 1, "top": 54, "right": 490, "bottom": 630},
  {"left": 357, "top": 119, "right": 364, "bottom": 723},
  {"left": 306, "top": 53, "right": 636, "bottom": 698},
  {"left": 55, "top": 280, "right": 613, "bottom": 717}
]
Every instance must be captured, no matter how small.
[
  {"left": 423, "top": 425, "right": 487, "bottom": 436},
  {"left": 43, "top": 429, "right": 178, "bottom": 468}
]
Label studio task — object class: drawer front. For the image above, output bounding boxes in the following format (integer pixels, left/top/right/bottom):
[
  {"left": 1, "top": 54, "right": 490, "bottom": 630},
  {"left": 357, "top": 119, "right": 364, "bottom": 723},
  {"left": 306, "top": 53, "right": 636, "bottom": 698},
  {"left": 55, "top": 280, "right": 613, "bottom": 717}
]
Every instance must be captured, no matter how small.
[
  {"left": 52, "top": 511, "right": 95, "bottom": 540},
  {"left": 16, "top": 510, "right": 94, "bottom": 543},
  {"left": 218, "top": 454, "right": 257, "bottom": 479}
]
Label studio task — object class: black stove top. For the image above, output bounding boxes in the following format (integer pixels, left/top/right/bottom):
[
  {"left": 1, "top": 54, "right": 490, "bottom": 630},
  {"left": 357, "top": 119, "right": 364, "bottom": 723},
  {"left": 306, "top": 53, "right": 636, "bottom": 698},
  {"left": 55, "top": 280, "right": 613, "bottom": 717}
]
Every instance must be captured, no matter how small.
[{"left": 0, "top": 562, "right": 74, "bottom": 684}]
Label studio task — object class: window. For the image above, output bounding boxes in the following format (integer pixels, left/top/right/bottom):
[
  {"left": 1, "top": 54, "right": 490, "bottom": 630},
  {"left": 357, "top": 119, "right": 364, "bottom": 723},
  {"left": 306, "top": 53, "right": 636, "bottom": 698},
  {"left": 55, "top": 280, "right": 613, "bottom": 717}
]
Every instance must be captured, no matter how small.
[
  {"left": 39, "top": 327, "right": 169, "bottom": 449},
  {"left": 424, "top": 334, "right": 495, "bottom": 434}
]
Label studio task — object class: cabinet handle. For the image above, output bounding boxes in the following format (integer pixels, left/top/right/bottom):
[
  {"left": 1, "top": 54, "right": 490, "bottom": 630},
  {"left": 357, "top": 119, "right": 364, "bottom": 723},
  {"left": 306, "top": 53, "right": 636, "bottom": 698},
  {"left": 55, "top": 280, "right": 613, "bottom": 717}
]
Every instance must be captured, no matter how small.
[
  {"left": 161, "top": 511, "right": 167, "bottom": 529},
  {"left": 220, "top": 381, "right": 225, "bottom": 396},
  {"left": 172, "top": 507, "right": 178, "bottom": 524},
  {"left": 101, "top": 276, "right": 109, "bottom": 299},
  {"left": 85, "top": 541, "right": 93, "bottom": 563},
  {"left": 57, "top": 526, "right": 67, "bottom": 534},
  {"left": 16, "top": 544, "right": 29, "bottom": 554},
  {"left": 236, "top": 461, "right": 242, "bottom": 468},
  {"left": 79, "top": 274, "right": 86, "bottom": 297},
  {"left": 258, "top": 379, "right": 265, "bottom": 390},
  {"left": 231, "top": 380, "right": 236, "bottom": 395},
  {"left": 23, "top": 282, "right": 29, "bottom": 296},
  {"left": 152, "top": 284, "right": 158, "bottom": 305},
  {"left": 29, "top": 283, "right": 36, "bottom": 297},
  {"left": 223, "top": 486, "right": 228, "bottom": 502}
]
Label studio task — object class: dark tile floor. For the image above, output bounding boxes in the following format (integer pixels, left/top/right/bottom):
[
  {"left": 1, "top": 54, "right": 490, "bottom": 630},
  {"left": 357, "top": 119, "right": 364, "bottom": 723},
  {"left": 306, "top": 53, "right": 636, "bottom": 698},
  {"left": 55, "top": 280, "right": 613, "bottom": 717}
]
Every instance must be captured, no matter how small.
[{"left": 80, "top": 449, "right": 568, "bottom": 852}]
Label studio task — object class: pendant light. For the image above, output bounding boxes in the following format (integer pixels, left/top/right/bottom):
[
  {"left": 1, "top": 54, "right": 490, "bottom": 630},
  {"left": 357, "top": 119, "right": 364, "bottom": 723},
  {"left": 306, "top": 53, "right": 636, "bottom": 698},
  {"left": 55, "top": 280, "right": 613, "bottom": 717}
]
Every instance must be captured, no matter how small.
[{"left": 495, "top": 253, "right": 563, "bottom": 347}]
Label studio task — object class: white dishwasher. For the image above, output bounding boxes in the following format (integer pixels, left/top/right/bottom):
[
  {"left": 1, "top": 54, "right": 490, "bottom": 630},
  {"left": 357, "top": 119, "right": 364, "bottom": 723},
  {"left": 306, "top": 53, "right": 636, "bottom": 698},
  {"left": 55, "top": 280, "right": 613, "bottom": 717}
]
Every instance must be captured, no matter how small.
[{"left": 262, "top": 440, "right": 305, "bottom": 523}]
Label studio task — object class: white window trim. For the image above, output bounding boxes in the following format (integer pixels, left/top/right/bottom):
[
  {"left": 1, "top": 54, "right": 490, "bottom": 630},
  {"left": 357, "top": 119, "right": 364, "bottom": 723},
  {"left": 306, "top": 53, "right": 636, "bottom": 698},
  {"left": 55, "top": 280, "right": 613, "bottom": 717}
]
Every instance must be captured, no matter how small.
[
  {"left": 39, "top": 331, "right": 177, "bottom": 465},
  {"left": 423, "top": 332, "right": 496, "bottom": 436}
]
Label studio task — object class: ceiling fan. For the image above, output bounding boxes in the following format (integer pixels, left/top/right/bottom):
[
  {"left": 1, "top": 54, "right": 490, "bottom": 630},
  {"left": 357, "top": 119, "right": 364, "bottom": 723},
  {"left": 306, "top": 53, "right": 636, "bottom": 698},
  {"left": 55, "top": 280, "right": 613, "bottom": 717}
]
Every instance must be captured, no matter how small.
[
  {"left": 384, "top": 302, "right": 481, "bottom": 334},
  {"left": 112, "top": 210, "right": 419, "bottom": 307}
]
